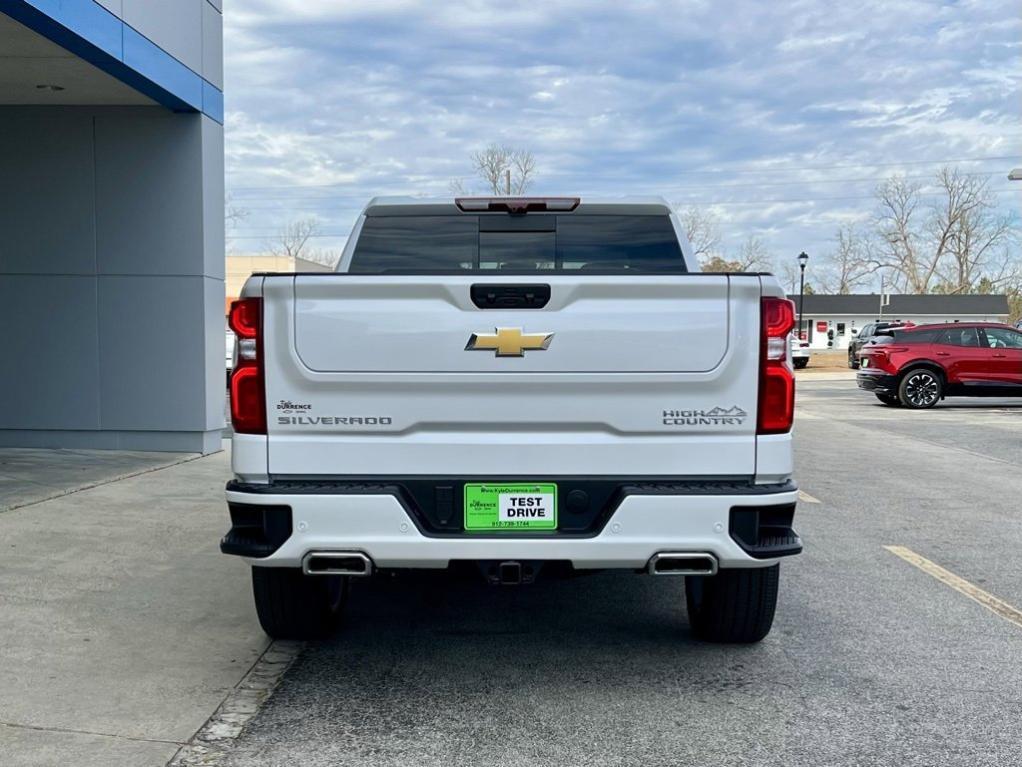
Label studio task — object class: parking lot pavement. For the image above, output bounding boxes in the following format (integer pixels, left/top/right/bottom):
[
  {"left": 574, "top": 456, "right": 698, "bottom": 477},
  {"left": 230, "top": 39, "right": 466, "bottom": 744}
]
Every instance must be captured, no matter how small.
[
  {"left": 219, "top": 380, "right": 1022, "bottom": 767},
  {"left": 796, "top": 378, "right": 1022, "bottom": 467}
]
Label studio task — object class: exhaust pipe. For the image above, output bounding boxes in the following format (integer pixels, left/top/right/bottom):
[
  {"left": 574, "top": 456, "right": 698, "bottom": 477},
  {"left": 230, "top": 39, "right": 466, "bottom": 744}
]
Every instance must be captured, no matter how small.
[
  {"left": 302, "top": 551, "right": 374, "bottom": 577},
  {"left": 647, "top": 552, "right": 718, "bottom": 576}
]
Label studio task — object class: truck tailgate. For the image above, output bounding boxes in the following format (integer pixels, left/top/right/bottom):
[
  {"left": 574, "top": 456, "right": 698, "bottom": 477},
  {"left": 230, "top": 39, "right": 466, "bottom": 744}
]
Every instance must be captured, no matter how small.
[
  {"left": 292, "top": 276, "right": 728, "bottom": 373},
  {"left": 261, "top": 274, "right": 765, "bottom": 477}
]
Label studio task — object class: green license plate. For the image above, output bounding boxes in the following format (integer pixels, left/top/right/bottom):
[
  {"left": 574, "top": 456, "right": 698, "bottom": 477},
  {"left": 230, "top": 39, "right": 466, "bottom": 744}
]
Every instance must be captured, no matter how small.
[{"left": 464, "top": 483, "right": 558, "bottom": 531}]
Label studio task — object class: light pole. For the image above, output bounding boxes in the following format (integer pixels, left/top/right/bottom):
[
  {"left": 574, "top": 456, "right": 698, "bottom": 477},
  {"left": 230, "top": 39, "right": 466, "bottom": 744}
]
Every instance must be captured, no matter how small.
[{"left": 797, "top": 251, "right": 809, "bottom": 340}]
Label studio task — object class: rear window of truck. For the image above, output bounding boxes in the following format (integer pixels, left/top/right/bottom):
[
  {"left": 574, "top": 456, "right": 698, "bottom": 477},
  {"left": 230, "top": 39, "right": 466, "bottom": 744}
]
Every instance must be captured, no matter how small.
[{"left": 349, "top": 215, "right": 686, "bottom": 273}]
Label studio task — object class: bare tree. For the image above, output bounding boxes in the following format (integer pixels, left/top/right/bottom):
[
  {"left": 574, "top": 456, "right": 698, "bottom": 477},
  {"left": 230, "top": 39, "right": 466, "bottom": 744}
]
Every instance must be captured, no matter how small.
[
  {"left": 267, "top": 218, "right": 319, "bottom": 261},
  {"left": 510, "top": 149, "right": 536, "bottom": 193},
  {"left": 924, "top": 167, "right": 986, "bottom": 293},
  {"left": 934, "top": 168, "right": 1017, "bottom": 293},
  {"left": 1005, "top": 278, "right": 1022, "bottom": 324},
  {"left": 734, "top": 235, "right": 772, "bottom": 271},
  {"left": 688, "top": 165, "right": 1019, "bottom": 296},
  {"left": 225, "top": 193, "right": 248, "bottom": 229},
  {"left": 700, "top": 236, "right": 772, "bottom": 273},
  {"left": 777, "top": 259, "right": 801, "bottom": 294},
  {"left": 871, "top": 175, "right": 932, "bottom": 292},
  {"left": 302, "top": 247, "right": 341, "bottom": 269},
  {"left": 677, "top": 206, "right": 722, "bottom": 260},
  {"left": 469, "top": 145, "right": 536, "bottom": 195},
  {"left": 472, "top": 146, "right": 506, "bottom": 194},
  {"left": 819, "top": 225, "right": 876, "bottom": 294},
  {"left": 225, "top": 193, "right": 248, "bottom": 253},
  {"left": 676, "top": 205, "right": 774, "bottom": 272},
  {"left": 868, "top": 167, "right": 1019, "bottom": 294}
]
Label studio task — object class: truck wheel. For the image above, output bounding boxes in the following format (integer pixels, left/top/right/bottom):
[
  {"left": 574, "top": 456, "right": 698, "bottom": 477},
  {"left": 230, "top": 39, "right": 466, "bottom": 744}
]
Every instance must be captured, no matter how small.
[
  {"left": 898, "top": 369, "right": 942, "bottom": 409},
  {"left": 793, "top": 358, "right": 808, "bottom": 370},
  {"left": 875, "top": 393, "right": 901, "bottom": 407},
  {"left": 685, "top": 565, "right": 779, "bottom": 643},
  {"left": 848, "top": 354, "right": 859, "bottom": 370},
  {"left": 251, "top": 567, "right": 348, "bottom": 640}
]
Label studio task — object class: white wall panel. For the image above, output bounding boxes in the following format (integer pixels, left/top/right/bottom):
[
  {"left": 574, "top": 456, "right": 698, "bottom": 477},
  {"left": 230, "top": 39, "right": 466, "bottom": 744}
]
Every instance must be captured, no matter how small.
[
  {"left": 203, "top": 276, "right": 226, "bottom": 430},
  {"left": 94, "top": 109, "right": 204, "bottom": 276},
  {"left": 201, "top": 0, "right": 223, "bottom": 89},
  {"left": 0, "top": 109, "right": 96, "bottom": 275},
  {"left": 201, "top": 116, "right": 225, "bottom": 279},
  {"left": 0, "top": 276, "right": 101, "bottom": 429},
  {"left": 98, "top": 275, "right": 209, "bottom": 431},
  {"left": 0, "top": 105, "right": 224, "bottom": 451},
  {"left": 122, "top": 0, "right": 203, "bottom": 73}
]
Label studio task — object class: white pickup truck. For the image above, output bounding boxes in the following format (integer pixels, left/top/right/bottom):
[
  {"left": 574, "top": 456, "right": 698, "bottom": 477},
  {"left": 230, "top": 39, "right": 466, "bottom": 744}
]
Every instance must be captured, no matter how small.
[{"left": 222, "top": 196, "right": 801, "bottom": 644}]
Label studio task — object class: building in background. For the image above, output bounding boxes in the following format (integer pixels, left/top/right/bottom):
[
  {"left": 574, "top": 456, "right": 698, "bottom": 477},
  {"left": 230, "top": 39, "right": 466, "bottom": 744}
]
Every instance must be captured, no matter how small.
[
  {"left": 226, "top": 254, "right": 332, "bottom": 313},
  {"left": 790, "top": 294, "right": 1010, "bottom": 350},
  {"left": 0, "top": 1, "right": 224, "bottom": 452}
]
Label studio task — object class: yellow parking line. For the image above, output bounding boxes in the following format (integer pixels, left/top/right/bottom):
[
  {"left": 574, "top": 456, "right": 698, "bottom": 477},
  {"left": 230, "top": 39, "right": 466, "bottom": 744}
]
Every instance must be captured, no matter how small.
[
  {"left": 798, "top": 490, "right": 821, "bottom": 504},
  {"left": 884, "top": 545, "right": 1022, "bottom": 630}
]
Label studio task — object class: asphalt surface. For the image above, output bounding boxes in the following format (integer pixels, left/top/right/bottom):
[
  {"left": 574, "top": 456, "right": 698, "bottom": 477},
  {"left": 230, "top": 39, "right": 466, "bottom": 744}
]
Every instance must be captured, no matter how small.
[{"left": 223, "top": 380, "right": 1022, "bottom": 767}]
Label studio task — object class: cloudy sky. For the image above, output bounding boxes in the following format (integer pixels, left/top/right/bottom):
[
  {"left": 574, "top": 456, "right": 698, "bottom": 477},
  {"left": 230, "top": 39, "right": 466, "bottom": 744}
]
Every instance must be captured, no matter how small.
[{"left": 223, "top": 0, "right": 1021, "bottom": 275}]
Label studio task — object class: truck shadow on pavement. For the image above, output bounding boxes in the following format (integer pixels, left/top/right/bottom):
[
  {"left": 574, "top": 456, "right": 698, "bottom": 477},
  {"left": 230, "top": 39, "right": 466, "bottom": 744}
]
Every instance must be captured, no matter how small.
[
  {"left": 237, "top": 571, "right": 794, "bottom": 763},
  {"left": 344, "top": 568, "right": 696, "bottom": 645}
]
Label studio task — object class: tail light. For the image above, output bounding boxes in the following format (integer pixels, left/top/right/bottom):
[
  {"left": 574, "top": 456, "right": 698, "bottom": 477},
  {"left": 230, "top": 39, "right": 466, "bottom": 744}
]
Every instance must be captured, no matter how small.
[
  {"left": 758, "top": 297, "right": 796, "bottom": 435},
  {"left": 228, "top": 298, "right": 266, "bottom": 435}
]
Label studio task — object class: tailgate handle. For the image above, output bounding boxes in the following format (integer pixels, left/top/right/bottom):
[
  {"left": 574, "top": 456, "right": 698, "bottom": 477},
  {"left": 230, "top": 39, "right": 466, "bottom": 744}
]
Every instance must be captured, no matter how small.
[{"left": 471, "top": 284, "right": 550, "bottom": 309}]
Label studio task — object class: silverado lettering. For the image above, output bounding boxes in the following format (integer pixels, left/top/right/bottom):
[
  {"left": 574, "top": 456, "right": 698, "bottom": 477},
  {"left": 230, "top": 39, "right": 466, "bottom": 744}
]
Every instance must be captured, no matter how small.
[{"left": 276, "top": 416, "right": 393, "bottom": 425}]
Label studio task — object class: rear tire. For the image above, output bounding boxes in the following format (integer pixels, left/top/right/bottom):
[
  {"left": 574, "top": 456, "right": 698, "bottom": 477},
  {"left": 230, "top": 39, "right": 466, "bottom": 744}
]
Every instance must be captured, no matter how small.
[
  {"left": 793, "top": 358, "right": 809, "bottom": 369},
  {"left": 848, "top": 354, "right": 859, "bottom": 370},
  {"left": 875, "top": 393, "right": 901, "bottom": 407},
  {"left": 251, "top": 567, "right": 348, "bottom": 640},
  {"left": 685, "top": 565, "right": 779, "bottom": 643},
  {"left": 897, "top": 369, "right": 942, "bottom": 409}
]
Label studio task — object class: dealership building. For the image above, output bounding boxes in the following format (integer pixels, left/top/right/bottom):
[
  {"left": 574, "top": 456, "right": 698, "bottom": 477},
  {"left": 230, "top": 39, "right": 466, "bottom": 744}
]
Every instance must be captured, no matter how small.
[
  {"left": 0, "top": 1, "right": 224, "bottom": 452},
  {"left": 790, "top": 294, "right": 1010, "bottom": 350}
]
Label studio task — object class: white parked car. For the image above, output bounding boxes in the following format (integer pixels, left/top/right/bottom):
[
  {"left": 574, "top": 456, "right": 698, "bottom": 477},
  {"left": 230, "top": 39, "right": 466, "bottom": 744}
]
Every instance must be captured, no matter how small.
[
  {"left": 225, "top": 329, "right": 235, "bottom": 385},
  {"left": 221, "top": 196, "right": 801, "bottom": 644},
  {"left": 791, "top": 336, "right": 810, "bottom": 369}
]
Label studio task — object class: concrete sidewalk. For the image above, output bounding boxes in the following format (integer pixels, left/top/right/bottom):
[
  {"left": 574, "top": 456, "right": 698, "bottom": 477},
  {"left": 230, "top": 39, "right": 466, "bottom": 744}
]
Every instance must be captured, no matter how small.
[
  {"left": 0, "top": 446, "right": 266, "bottom": 766},
  {"left": 0, "top": 448, "right": 193, "bottom": 513}
]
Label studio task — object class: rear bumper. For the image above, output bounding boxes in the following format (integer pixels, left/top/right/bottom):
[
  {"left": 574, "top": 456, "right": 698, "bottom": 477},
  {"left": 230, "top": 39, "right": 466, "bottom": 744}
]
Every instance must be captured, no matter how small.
[
  {"left": 222, "top": 479, "right": 801, "bottom": 570},
  {"left": 856, "top": 370, "right": 898, "bottom": 393}
]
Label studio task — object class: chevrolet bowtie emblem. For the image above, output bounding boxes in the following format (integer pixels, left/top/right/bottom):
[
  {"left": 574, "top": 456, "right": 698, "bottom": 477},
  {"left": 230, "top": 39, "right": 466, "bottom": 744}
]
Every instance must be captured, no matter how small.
[{"left": 466, "top": 327, "right": 554, "bottom": 357}]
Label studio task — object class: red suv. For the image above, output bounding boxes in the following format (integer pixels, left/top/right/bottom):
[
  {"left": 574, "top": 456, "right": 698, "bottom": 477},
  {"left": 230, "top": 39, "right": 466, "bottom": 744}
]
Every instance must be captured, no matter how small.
[{"left": 856, "top": 323, "right": 1022, "bottom": 408}]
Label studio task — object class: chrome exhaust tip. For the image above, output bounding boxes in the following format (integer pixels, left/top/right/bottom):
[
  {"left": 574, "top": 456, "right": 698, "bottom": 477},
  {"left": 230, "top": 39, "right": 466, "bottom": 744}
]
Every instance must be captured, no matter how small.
[
  {"left": 302, "top": 551, "right": 374, "bottom": 577},
  {"left": 647, "top": 552, "right": 718, "bottom": 576}
]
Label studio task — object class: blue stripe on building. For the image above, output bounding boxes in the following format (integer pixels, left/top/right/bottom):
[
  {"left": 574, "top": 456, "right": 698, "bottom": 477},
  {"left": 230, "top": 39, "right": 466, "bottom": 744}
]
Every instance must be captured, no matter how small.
[{"left": 0, "top": 0, "right": 224, "bottom": 123}]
